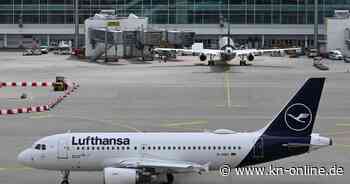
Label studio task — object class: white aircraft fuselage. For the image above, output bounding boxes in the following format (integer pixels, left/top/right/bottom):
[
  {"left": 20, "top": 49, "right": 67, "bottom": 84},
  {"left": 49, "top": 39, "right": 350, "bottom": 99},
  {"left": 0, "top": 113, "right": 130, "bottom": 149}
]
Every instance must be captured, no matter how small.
[{"left": 19, "top": 131, "right": 330, "bottom": 172}]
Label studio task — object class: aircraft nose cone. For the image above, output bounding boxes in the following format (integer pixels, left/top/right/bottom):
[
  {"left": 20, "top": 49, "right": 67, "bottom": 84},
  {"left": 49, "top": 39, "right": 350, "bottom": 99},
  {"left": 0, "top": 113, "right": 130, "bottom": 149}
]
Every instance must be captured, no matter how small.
[{"left": 18, "top": 149, "right": 33, "bottom": 166}]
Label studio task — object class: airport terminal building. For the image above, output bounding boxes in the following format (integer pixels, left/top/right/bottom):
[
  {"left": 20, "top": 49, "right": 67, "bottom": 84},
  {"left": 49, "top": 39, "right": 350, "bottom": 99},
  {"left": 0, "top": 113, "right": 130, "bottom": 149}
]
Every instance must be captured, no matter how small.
[{"left": 0, "top": 0, "right": 350, "bottom": 49}]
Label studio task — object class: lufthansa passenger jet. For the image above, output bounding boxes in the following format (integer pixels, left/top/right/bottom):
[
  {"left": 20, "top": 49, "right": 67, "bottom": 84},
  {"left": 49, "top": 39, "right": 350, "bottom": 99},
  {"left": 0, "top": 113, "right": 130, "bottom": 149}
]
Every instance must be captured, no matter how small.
[
  {"left": 154, "top": 24, "right": 300, "bottom": 66},
  {"left": 18, "top": 78, "right": 332, "bottom": 184}
]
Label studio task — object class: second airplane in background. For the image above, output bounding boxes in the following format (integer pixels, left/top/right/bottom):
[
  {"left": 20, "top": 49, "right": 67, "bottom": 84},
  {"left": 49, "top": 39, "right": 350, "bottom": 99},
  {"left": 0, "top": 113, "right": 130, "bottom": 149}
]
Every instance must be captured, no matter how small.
[
  {"left": 154, "top": 38, "right": 300, "bottom": 66},
  {"left": 154, "top": 25, "right": 300, "bottom": 66}
]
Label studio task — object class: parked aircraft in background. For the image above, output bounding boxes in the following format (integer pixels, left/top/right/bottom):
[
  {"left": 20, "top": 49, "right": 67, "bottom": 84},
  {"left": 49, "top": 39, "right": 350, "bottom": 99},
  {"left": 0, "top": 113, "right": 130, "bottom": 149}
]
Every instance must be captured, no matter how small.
[{"left": 154, "top": 25, "right": 300, "bottom": 66}]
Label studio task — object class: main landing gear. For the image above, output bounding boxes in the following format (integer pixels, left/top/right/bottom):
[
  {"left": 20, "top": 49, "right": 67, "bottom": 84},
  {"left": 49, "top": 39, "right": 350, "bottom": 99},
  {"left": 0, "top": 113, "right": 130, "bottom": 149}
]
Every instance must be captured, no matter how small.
[
  {"left": 239, "top": 55, "right": 247, "bottom": 66},
  {"left": 207, "top": 54, "right": 216, "bottom": 66},
  {"left": 60, "top": 170, "right": 70, "bottom": 184},
  {"left": 239, "top": 60, "right": 247, "bottom": 66},
  {"left": 208, "top": 60, "right": 215, "bottom": 66}
]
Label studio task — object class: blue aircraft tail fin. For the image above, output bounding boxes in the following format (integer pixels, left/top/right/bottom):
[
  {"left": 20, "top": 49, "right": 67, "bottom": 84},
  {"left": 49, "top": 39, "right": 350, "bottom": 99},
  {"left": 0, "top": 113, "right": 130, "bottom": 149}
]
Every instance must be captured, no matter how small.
[{"left": 262, "top": 78, "right": 325, "bottom": 137}]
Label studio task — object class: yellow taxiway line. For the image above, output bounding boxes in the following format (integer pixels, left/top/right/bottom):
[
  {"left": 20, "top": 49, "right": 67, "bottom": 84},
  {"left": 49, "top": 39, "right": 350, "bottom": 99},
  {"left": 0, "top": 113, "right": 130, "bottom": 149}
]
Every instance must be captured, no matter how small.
[
  {"left": 336, "top": 123, "right": 350, "bottom": 127},
  {"left": 224, "top": 68, "right": 231, "bottom": 108},
  {"left": 0, "top": 166, "right": 32, "bottom": 171},
  {"left": 162, "top": 120, "right": 208, "bottom": 127},
  {"left": 29, "top": 112, "right": 52, "bottom": 119}
]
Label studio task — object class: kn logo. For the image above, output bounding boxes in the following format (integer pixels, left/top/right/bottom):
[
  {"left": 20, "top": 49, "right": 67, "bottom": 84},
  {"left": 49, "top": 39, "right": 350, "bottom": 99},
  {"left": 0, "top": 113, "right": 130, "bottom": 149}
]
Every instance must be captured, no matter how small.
[{"left": 284, "top": 103, "right": 312, "bottom": 131}]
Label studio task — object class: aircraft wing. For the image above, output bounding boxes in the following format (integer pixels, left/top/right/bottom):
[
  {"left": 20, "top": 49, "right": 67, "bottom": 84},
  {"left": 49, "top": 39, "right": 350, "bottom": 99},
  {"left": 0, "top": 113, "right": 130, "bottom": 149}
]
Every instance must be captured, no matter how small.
[
  {"left": 154, "top": 48, "right": 223, "bottom": 56},
  {"left": 105, "top": 157, "right": 209, "bottom": 173},
  {"left": 234, "top": 48, "right": 301, "bottom": 55}
]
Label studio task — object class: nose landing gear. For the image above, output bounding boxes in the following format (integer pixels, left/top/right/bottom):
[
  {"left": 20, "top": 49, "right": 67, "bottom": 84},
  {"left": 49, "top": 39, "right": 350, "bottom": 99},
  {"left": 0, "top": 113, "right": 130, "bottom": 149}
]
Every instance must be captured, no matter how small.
[
  {"left": 166, "top": 173, "right": 174, "bottom": 184},
  {"left": 60, "top": 170, "right": 70, "bottom": 184}
]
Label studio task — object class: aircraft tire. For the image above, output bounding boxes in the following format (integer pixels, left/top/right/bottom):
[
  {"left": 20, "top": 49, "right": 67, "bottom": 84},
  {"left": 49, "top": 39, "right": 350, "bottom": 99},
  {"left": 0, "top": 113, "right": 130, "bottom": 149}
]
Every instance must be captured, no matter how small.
[
  {"left": 60, "top": 180, "right": 69, "bottom": 184},
  {"left": 208, "top": 61, "right": 215, "bottom": 66},
  {"left": 240, "top": 61, "right": 246, "bottom": 66}
]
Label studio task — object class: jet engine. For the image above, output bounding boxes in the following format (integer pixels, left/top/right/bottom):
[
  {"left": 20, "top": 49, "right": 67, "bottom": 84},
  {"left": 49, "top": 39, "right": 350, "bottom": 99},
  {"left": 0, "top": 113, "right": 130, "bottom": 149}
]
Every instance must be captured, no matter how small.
[
  {"left": 247, "top": 54, "right": 255, "bottom": 61},
  {"left": 104, "top": 168, "right": 137, "bottom": 184},
  {"left": 199, "top": 54, "right": 207, "bottom": 61},
  {"left": 104, "top": 167, "right": 158, "bottom": 184}
]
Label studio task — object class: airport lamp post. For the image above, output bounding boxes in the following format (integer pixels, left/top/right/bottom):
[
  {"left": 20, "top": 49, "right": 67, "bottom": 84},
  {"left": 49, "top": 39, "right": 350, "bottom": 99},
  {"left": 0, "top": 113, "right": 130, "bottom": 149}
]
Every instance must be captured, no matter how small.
[
  {"left": 314, "top": 0, "right": 318, "bottom": 54},
  {"left": 74, "top": 0, "right": 79, "bottom": 49}
]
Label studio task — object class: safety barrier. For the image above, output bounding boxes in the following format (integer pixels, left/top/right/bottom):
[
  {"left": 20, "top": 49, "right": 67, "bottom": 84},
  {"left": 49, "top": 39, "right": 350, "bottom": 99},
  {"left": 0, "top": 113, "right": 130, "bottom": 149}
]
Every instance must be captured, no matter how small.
[
  {"left": 0, "top": 81, "right": 79, "bottom": 116},
  {"left": 0, "top": 81, "right": 52, "bottom": 87}
]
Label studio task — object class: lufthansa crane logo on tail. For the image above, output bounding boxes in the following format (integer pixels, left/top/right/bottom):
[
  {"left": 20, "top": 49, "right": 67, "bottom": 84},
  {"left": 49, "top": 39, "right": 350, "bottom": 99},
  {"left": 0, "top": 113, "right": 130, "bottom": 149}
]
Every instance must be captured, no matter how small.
[{"left": 284, "top": 103, "right": 312, "bottom": 131}]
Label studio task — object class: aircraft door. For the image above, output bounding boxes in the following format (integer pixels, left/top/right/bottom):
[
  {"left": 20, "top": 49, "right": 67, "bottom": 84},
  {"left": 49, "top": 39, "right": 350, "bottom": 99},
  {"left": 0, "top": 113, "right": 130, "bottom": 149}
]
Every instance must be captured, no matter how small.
[
  {"left": 140, "top": 144, "right": 148, "bottom": 157},
  {"left": 57, "top": 138, "right": 69, "bottom": 159},
  {"left": 253, "top": 137, "right": 264, "bottom": 159}
]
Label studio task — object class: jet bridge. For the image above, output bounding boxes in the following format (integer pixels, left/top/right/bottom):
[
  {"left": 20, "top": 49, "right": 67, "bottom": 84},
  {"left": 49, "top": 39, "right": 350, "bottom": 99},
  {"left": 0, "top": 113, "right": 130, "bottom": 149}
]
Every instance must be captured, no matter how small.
[
  {"left": 85, "top": 12, "right": 149, "bottom": 62},
  {"left": 85, "top": 11, "right": 196, "bottom": 62},
  {"left": 88, "top": 28, "right": 123, "bottom": 62}
]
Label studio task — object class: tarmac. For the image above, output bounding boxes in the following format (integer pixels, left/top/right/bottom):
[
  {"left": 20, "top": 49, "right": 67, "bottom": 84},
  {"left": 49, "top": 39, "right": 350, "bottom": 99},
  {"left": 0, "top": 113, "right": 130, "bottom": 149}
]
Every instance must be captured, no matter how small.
[{"left": 0, "top": 52, "right": 349, "bottom": 184}]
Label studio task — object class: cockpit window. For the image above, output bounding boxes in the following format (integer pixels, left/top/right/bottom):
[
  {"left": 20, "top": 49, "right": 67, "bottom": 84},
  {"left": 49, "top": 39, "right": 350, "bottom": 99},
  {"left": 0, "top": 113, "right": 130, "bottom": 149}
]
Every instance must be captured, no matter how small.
[
  {"left": 34, "top": 144, "right": 47, "bottom": 150},
  {"left": 35, "top": 144, "right": 41, "bottom": 150}
]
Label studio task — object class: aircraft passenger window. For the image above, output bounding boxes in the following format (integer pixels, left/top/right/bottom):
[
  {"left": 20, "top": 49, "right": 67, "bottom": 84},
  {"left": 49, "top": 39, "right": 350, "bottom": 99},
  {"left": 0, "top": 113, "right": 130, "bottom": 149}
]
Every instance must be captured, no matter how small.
[
  {"left": 163, "top": 146, "right": 166, "bottom": 150},
  {"left": 158, "top": 146, "right": 161, "bottom": 150},
  {"left": 112, "top": 147, "right": 115, "bottom": 150},
  {"left": 42, "top": 144, "right": 46, "bottom": 150},
  {"left": 148, "top": 146, "right": 151, "bottom": 150},
  {"left": 92, "top": 147, "right": 95, "bottom": 150},
  {"left": 116, "top": 147, "right": 119, "bottom": 150},
  {"left": 168, "top": 146, "right": 171, "bottom": 150},
  {"left": 188, "top": 146, "right": 191, "bottom": 150},
  {"left": 106, "top": 147, "right": 110, "bottom": 150},
  {"left": 238, "top": 146, "right": 241, "bottom": 150},
  {"left": 213, "top": 146, "right": 216, "bottom": 150},
  {"left": 208, "top": 146, "right": 211, "bottom": 150},
  {"left": 198, "top": 146, "right": 201, "bottom": 150},
  {"left": 228, "top": 146, "right": 231, "bottom": 150},
  {"left": 96, "top": 147, "right": 100, "bottom": 150},
  {"left": 77, "top": 147, "right": 80, "bottom": 150},
  {"left": 193, "top": 146, "right": 196, "bottom": 150},
  {"left": 101, "top": 147, "right": 104, "bottom": 150},
  {"left": 35, "top": 144, "right": 41, "bottom": 150},
  {"left": 87, "top": 147, "right": 90, "bottom": 150},
  {"left": 183, "top": 146, "right": 186, "bottom": 150},
  {"left": 81, "top": 147, "right": 85, "bottom": 150},
  {"left": 223, "top": 146, "right": 226, "bottom": 150},
  {"left": 233, "top": 146, "right": 236, "bottom": 150},
  {"left": 203, "top": 146, "right": 206, "bottom": 150},
  {"left": 142, "top": 147, "right": 145, "bottom": 150},
  {"left": 218, "top": 146, "right": 221, "bottom": 150},
  {"left": 127, "top": 147, "right": 130, "bottom": 150},
  {"left": 121, "top": 146, "right": 125, "bottom": 150},
  {"left": 134, "top": 146, "right": 137, "bottom": 150},
  {"left": 173, "top": 146, "right": 176, "bottom": 150},
  {"left": 177, "top": 146, "right": 181, "bottom": 150}
]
